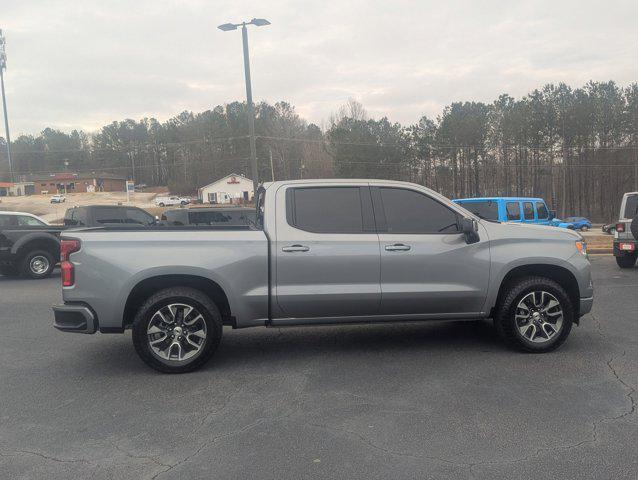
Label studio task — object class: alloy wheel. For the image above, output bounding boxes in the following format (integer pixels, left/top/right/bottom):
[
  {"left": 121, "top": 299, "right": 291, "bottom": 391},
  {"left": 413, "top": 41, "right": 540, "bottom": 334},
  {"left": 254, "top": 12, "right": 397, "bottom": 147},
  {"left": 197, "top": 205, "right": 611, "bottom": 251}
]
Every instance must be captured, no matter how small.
[
  {"left": 514, "top": 291, "right": 564, "bottom": 343},
  {"left": 146, "top": 303, "right": 208, "bottom": 362}
]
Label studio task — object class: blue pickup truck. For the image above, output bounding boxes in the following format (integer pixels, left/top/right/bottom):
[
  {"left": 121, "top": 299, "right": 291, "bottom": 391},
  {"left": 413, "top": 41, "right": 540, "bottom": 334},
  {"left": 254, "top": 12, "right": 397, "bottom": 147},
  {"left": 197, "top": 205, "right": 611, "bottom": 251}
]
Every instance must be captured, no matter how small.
[{"left": 452, "top": 197, "right": 575, "bottom": 229}]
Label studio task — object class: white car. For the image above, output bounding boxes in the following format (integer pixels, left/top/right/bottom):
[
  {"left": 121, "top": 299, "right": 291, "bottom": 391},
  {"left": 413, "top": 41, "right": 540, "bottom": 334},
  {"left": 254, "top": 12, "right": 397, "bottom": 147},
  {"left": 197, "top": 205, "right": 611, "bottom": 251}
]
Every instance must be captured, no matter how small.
[
  {"left": 154, "top": 195, "right": 191, "bottom": 207},
  {"left": 50, "top": 194, "right": 66, "bottom": 204},
  {"left": 0, "top": 211, "right": 50, "bottom": 226}
]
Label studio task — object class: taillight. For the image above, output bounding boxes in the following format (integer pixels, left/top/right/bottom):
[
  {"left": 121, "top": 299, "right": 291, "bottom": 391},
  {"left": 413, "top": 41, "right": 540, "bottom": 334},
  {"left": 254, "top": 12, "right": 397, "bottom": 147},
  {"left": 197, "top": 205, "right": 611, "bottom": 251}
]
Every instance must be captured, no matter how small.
[
  {"left": 60, "top": 239, "right": 81, "bottom": 287},
  {"left": 616, "top": 222, "right": 625, "bottom": 233}
]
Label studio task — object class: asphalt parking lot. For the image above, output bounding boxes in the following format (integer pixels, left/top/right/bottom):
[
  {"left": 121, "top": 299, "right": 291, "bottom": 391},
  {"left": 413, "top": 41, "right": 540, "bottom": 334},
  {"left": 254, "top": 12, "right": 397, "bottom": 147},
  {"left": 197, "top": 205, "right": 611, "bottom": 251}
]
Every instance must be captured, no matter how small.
[{"left": 0, "top": 256, "right": 636, "bottom": 479}]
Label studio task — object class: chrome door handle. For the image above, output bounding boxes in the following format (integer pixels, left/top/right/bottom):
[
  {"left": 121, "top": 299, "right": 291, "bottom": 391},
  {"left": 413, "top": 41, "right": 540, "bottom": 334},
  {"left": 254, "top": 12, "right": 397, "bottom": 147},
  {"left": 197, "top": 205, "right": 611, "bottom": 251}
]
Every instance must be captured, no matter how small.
[
  {"left": 385, "top": 243, "right": 411, "bottom": 252},
  {"left": 282, "top": 244, "right": 310, "bottom": 252}
]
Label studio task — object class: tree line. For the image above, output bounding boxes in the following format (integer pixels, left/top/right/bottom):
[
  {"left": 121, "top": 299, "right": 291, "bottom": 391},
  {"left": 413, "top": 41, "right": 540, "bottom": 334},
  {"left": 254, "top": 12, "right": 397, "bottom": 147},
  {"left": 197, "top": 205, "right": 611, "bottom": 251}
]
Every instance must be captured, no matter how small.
[{"left": 1, "top": 80, "right": 637, "bottom": 221}]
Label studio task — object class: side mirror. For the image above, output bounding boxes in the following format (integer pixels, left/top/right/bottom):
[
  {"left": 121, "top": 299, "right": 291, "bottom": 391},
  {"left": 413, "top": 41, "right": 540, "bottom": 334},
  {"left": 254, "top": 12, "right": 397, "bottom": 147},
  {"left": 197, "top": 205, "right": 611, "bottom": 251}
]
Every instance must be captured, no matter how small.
[
  {"left": 548, "top": 209, "right": 556, "bottom": 221},
  {"left": 461, "top": 217, "right": 480, "bottom": 244}
]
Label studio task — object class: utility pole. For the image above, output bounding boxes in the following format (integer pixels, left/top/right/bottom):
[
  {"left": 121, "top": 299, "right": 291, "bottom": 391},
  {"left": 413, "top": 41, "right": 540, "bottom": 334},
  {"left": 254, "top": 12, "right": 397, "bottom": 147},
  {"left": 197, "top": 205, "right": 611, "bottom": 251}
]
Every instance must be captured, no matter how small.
[
  {"left": 218, "top": 18, "right": 270, "bottom": 195},
  {"left": 0, "top": 29, "right": 13, "bottom": 182}
]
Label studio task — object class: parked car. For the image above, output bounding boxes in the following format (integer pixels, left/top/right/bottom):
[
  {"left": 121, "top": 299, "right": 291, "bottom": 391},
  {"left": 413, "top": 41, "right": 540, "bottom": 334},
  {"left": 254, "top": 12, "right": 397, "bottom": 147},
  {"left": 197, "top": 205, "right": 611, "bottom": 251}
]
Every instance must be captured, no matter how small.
[
  {"left": 612, "top": 192, "right": 638, "bottom": 268},
  {"left": 602, "top": 223, "right": 616, "bottom": 235},
  {"left": 50, "top": 194, "right": 66, "bottom": 204},
  {"left": 452, "top": 197, "right": 575, "bottom": 228},
  {"left": 64, "top": 205, "right": 156, "bottom": 227},
  {"left": 155, "top": 195, "right": 191, "bottom": 207},
  {"left": 53, "top": 180, "right": 593, "bottom": 373},
  {"left": 0, "top": 211, "right": 62, "bottom": 278},
  {"left": 564, "top": 217, "right": 592, "bottom": 231},
  {"left": 160, "top": 207, "right": 256, "bottom": 227}
]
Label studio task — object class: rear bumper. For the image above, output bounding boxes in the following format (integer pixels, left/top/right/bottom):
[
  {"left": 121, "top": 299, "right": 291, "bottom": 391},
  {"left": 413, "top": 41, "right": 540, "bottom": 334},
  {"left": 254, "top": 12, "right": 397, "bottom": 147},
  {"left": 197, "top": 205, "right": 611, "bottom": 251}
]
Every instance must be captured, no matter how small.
[
  {"left": 613, "top": 240, "right": 637, "bottom": 256},
  {"left": 53, "top": 303, "right": 98, "bottom": 334}
]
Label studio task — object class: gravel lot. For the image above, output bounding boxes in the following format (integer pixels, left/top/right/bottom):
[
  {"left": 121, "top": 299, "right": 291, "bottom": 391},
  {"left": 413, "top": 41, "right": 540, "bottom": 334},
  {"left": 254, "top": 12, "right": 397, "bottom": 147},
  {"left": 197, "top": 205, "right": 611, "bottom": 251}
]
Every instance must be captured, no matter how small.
[{"left": 0, "top": 256, "right": 636, "bottom": 479}]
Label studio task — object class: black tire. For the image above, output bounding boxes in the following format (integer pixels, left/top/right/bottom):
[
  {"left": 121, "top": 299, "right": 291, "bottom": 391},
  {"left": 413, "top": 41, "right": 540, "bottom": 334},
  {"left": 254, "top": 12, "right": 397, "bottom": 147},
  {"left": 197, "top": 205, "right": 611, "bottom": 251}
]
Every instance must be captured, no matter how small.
[
  {"left": 0, "top": 264, "right": 19, "bottom": 277},
  {"left": 616, "top": 254, "right": 637, "bottom": 269},
  {"left": 180, "top": 201, "right": 188, "bottom": 206},
  {"left": 19, "top": 249, "right": 55, "bottom": 279},
  {"left": 494, "top": 276, "right": 574, "bottom": 353},
  {"left": 132, "top": 287, "right": 223, "bottom": 373},
  {"left": 158, "top": 202, "right": 165, "bottom": 207}
]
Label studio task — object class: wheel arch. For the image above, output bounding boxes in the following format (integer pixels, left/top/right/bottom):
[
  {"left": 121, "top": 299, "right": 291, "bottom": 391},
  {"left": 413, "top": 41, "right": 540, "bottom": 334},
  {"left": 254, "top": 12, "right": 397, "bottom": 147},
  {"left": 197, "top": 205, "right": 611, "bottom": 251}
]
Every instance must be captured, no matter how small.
[
  {"left": 13, "top": 234, "right": 60, "bottom": 259},
  {"left": 491, "top": 264, "right": 581, "bottom": 323},
  {"left": 123, "top": 274, "right": 233, "bottom": 329}
]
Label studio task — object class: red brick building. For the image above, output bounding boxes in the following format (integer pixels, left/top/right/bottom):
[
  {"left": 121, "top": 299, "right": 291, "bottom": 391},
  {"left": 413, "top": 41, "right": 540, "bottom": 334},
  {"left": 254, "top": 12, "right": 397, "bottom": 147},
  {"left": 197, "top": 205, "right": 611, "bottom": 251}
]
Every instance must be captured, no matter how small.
[{"left": 32, "top": 173, "right": 126, "bottom": 195}]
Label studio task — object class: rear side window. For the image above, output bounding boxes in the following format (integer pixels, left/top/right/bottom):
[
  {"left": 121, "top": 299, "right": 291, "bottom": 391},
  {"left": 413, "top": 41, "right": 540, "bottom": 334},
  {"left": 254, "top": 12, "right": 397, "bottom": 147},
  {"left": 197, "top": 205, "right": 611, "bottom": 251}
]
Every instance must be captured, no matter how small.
[
  {"left": 17, "top": 215, "right": 46, "bottom": 226},
  {"left": 460, "top": 200, "right": 498, "bottom": 221},
  {"left": 94, "top": 208, "right": 125, "bottom": 224},
  {"left": 506, "top": 202, "right": 521, "bottom": 220},
  {"left": 379, "top": 188, "right": 459, "bottom": 234},
  {"left": 523, "top": 202, "right": 534, "bottom": 220},
  {"left": 287, "top": 187, "right": 369, "bottom": 233},
  {"left": 0, "top": 215, "right": 16, "bottom": 227},
  {"left": 535, "top": 202, "right": 549, "bottom": 220},
  {"left": 624, "top": 195, "right": 638, "bottom": 219}
]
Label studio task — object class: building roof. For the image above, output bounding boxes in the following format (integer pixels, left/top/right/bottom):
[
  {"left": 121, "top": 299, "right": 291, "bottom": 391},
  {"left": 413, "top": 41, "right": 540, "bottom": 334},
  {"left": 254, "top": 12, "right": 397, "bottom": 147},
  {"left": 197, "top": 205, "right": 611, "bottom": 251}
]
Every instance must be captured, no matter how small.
[
  {"left": 26, "top": 172, "right": 126, "bottom": 182},
  {"left": 198, "top": 173, "right": 253, "bottom": 190}
]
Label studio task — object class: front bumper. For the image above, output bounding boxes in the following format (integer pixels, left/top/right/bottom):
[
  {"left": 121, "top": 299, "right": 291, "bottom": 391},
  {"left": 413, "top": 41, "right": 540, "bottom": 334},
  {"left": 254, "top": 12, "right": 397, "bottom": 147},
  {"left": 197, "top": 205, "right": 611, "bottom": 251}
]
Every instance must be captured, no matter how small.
[
  {"left": 53, "top": 303, "right": 98, "bottom": 334},
  {"left": 579, "top": 296, "right": 594, "bottom": 317}
]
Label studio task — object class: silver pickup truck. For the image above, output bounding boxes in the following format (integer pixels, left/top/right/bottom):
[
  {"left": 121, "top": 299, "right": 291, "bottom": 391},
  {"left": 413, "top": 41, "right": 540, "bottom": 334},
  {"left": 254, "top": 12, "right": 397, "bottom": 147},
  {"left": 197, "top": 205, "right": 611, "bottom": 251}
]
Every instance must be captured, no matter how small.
[{"left": 53, "top": 180, "right": 593, "bottom": 373}]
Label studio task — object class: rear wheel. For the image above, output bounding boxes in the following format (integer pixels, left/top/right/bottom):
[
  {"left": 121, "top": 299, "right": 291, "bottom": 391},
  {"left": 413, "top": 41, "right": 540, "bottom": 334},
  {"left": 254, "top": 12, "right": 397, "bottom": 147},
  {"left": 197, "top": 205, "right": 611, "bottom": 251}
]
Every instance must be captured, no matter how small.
[
  {"left": 20, "top": 250, "right": 55, "bottom": 279},
  {"left": 495, "top": 276, "right": 573, "bottom": 353},
  {"left": 158, "top": 202, "right": 165, "bottom": 207},
  {"left": 616, "top": 254, "right": 637, "bottom": 269},
  {"left": 132, "top": 287, "right": 223, "bottom": 373}
]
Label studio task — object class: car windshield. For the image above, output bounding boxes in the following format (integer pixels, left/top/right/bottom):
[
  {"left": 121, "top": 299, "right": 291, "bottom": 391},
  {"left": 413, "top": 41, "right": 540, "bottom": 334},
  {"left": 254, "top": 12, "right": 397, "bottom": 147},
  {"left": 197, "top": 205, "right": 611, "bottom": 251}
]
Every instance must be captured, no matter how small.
[{"left": 458, "top": 201, "right": 499, "bottom": 221}]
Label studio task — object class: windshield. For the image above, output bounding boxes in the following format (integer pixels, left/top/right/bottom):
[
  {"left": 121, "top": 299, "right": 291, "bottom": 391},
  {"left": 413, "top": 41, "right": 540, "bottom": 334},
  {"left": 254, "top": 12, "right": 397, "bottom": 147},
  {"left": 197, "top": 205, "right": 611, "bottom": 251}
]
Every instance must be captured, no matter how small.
[{"left": 458, "top": 200, "right": 499, "bottom": 221}]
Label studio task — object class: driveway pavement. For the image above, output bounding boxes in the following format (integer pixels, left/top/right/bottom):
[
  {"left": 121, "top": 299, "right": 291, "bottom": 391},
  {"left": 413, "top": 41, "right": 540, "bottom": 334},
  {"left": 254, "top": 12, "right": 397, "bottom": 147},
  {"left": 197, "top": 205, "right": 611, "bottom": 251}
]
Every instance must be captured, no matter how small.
[{"left": 0, "top": 256, "right": 635, "bottom": 479}]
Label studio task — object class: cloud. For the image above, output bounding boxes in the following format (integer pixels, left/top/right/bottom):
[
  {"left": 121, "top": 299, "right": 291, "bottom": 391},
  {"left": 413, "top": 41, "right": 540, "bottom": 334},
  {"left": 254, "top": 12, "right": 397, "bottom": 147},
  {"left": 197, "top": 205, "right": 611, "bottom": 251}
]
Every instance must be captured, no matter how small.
[{"left": 2, "top": 0, "right": 637, "bottom": 135}]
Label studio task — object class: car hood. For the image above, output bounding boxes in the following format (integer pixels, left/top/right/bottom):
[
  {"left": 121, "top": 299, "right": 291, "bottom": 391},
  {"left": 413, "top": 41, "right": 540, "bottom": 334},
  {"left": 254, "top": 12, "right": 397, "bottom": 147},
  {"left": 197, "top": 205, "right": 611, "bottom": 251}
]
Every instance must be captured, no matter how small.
[{"left": 480, "top": 220, "right": 582, "bottom": 241}]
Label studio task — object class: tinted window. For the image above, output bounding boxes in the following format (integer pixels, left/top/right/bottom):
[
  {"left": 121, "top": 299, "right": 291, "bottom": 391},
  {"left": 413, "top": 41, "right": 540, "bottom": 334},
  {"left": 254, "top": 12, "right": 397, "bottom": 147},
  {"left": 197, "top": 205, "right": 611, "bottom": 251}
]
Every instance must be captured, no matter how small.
[
  {"left": 523, "top": 202, "right": 534, "bottom": 220},
  {"left": 125, "top": 208, "right": 153, "bottom": 225},
  {"left": 380, "top": 188, "right": 459, "bottom": 234},
  {"left": 17, "top": 215, "right": 46, "bottom": 226},
  {"left": 288, "top": 187, "right": 365, "bottom": 233},
  {"left": 624, "top": 195, "right": 638, "bottom": 219},
  {"left": 535, "top": 202, "right": 549, "bottom": 220},
  {"left": 460, "top": 201, "right": 498, "bottom": 221},
  {"left": 506, "top": 202, "right": 521, "bottom": 221},
  {"left": 94, "top": 208, "right": 125, "bottom": 224},
  {"left": 0, "top": 215, "right": 16, "bottom": 227}
]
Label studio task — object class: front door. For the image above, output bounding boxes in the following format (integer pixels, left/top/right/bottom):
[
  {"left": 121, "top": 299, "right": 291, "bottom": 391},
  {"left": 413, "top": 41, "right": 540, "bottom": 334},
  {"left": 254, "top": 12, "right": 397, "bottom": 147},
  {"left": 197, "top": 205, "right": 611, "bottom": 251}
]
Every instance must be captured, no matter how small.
[
  {"left": 372, "top": 186, "right": 491, "bottom": 317},
  {"left": 275, "top": 184, "right": 381, "bottom": 319}
]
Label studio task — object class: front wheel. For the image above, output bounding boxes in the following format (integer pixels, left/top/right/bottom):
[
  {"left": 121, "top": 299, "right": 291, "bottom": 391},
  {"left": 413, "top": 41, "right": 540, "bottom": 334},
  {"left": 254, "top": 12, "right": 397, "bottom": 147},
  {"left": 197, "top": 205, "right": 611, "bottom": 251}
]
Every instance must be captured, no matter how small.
[
  {"left": 616, "top": 254, "right": 637, "bottom": 269},
  {"left": 132, "top": 287, "right": 223, "bottom": 373},
  {"left": 20, "top": 250, "right": 55, "bottom": 279},
  {"left": 580, "top": 226, "right": 589, "bottom": 232},
  {"left": 158, "top": 202, "right": 165, "bottom": 207},
  {"left": 494, "top": 276, "right": 574, "bottom": 353}
]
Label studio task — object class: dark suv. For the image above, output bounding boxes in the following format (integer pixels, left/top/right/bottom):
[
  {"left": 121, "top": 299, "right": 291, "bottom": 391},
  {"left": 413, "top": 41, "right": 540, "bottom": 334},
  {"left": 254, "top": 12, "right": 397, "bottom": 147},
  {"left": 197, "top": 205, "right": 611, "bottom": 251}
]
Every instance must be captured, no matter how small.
[
  {"left": 160, "top": 207, "right": 256, "bottom": 226},
  {"left": 64, "top": 205, "right": 156, "bottom": 227}
]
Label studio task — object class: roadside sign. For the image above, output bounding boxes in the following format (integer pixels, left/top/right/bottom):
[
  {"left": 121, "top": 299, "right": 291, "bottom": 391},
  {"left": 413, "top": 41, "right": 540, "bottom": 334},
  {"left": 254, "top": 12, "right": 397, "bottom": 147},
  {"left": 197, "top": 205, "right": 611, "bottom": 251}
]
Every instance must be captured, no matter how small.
[{"left": 126, "top": 181, "right": 135, "bottom": 203}]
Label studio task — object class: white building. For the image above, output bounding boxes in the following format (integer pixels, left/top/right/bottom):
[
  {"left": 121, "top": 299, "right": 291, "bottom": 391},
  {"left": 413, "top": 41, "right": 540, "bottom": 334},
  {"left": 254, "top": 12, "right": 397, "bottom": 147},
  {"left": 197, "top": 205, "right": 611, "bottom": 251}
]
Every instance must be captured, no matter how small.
[{"left": 198, "top": 174, "right": 254, "bottom": 204}]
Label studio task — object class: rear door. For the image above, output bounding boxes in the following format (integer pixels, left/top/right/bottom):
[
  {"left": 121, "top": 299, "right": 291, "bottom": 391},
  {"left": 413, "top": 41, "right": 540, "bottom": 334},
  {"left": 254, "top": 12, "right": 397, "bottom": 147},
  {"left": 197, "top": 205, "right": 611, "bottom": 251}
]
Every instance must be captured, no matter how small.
[
  {"left": 373, "top": 185, "right": 490, "bottom": 316},
  {"left": 535, "top": 201, "right": 550, "bottom": 225},
  {"left": 275, "top": 184, "right": 381, "bottom": 318},
  {"left": 505, "top": 201, "right": 522, "bottom": 222},
  {"left": 522, "top": 201, "right": 535, "bottom": 224}
]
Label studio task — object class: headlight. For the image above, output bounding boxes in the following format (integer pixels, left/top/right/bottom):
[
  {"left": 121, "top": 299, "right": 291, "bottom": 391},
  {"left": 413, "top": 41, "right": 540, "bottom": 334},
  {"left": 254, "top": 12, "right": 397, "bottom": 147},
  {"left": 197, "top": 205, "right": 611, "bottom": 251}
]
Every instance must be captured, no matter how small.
[{"left": 575, "top": 241, "right": 587, "bottom": 256}]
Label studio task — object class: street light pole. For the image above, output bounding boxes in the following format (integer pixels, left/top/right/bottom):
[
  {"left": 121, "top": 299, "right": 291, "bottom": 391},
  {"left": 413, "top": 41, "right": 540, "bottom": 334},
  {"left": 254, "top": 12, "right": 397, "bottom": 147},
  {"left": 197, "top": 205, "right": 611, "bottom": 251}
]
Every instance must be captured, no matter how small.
[
  {"left": 218, "top": 18, "right": 270, "bottom": 195},
  {"left": 0, "top": 29, "right": 13, "bottom": 183},
  {"left": 241, "top": 24, "right": 258, "bottom": 194}
]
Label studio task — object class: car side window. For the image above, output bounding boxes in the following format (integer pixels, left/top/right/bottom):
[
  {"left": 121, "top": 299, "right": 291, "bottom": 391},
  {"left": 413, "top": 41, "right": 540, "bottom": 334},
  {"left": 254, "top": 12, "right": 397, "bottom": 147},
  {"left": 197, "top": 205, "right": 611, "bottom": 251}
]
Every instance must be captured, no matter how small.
[
  {"left": 506, "top": 202, "right": 521, "bottom": 221},
  {"left": 523, "top": 202, "right": 534, "bottom": 220},
  {"left": 125, "top": 208, "right": 153, "bottom": 225},
  {"left": 535, "top": 202, "right": 549, "bottom": 220},
  {"left": 17, "top": 215, "right": 46, "bottom": 226},
  {"left": 0, "top": 215, "right": 17, "bottom": 227},
  {"left": 94, "top": 208, "right": 125, "bottom": 224},
  {"left": 378, "top": 187, "right": 460, "bottom": 234},
  {"left": 287, "top": 187, "right": 370, "bottom": 233}
]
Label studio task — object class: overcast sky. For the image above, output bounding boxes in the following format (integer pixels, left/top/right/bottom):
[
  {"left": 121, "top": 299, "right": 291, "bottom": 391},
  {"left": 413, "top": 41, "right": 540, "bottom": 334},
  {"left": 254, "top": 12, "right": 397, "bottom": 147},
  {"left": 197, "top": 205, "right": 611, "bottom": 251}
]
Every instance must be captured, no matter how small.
[{"left": 2, "top": 0, "right": 638, "bottom": 136}]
